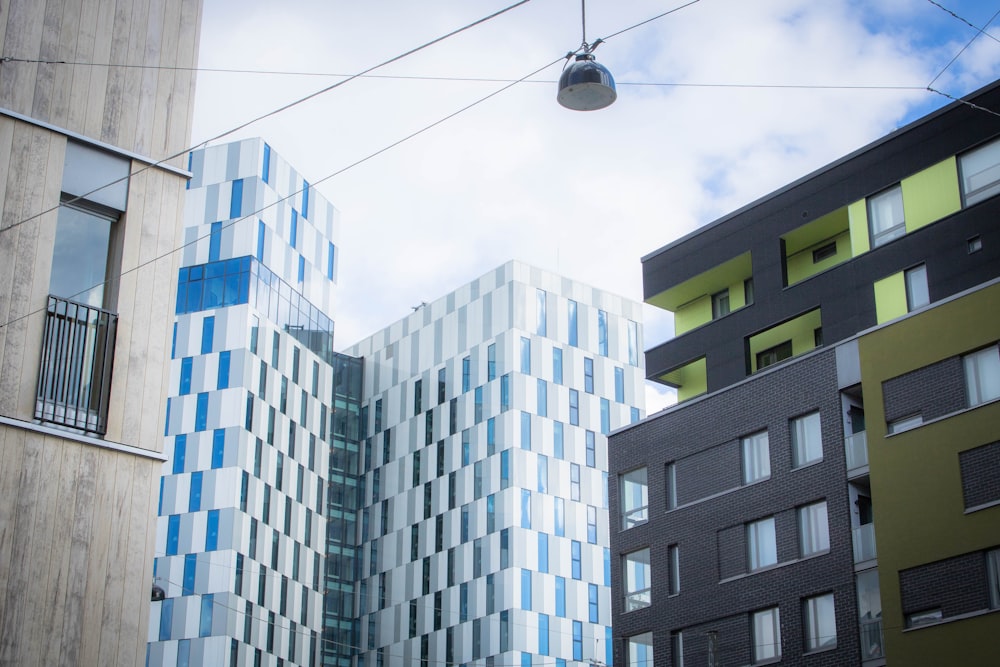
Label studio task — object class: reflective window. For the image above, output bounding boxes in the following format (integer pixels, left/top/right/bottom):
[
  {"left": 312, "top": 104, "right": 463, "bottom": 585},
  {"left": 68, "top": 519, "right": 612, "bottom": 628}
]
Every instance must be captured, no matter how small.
[
  {"left": 868, "top": 184, "right": 905, "bottom": 247},
  {"left": 742, "top": 431, "right": 770, "bottom": 484},
  {"left": 537, "top": 289, "right": 547, "bottom": 336},
  {"left": 623, "top": 548, "right": 651, "bottom": 611},
  {"left": 568, "top": 300, "right": 578, "bottom": 347},
  {"left": 964, "top": 345, "right": 1000, "bottom": 407},
  {"left": 791, "top": 412, "right": 822, "bottom": 468},
  {"left": 521, "top": 336, "right": 531, "bottom": 374},
  {"left": 799, "top": 501, "right": 830, "bottom": 556},
  {"left": 803, "top": 593, "right": 836, "bottom": 651},
  {"left": 960, "top": 137, "right": 1000, "bottom": 206},
  {"left": 626, "top": 632, "right": 653, "bottom": 667},
  {"left": 905, "top": 264, "right": 929, "bottom": 311},
  {"left": 752, "top": 607, "right": 782, "bottom": 663},
  {"left": 620, "top": 467, "right": 648, "bottom": 529},
  {"left": 747, "top": 517, "right": 777, "bottom": 571},
  {"left": 598, "top": 310, "right": 608, "bottom": 356}
]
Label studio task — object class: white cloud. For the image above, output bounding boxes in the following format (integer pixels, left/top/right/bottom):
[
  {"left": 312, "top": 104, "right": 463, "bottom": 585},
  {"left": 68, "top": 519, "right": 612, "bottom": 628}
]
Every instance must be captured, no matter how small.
[{"left": 192, "top": 0, "right": 1000, "bottom": 408}]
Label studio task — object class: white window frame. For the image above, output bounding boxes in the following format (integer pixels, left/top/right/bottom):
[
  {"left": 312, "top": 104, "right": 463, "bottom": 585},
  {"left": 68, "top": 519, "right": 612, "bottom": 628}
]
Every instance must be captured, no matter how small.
[
  {"left": 799, "top": 501, "right": 830, "bottom": 557},
  {"left": 747, "top": 517, "right": 777, "bottom": 571},
  {"left": 623, "top": 548, "right": 651, "bottom": 612},
  {"left": 803, "top": 593, "right": 837, "bottom": 652},
  {"left": 964, "top": 345, "right": 1000, "bottom": 407},
  {"left": 752, "top": 606, "right": 782, "bottom": 663},
  {"left": 904, "top": 264, "right": 929, "bottom": 311},
  {"left": 959, "top": 137, "right": 1000, "bottom": 206},
  {"left": 791, "top": 412, "right": 823, "bottom": 468},
  {"left": 742, "top": 431, "right": 771, "bottom": 484},
  {"left": 868, "top": 184, "right": 906, "bottom": 247},
  {"left": 620, "top": 467, "right": 649, "bottom": 530}
]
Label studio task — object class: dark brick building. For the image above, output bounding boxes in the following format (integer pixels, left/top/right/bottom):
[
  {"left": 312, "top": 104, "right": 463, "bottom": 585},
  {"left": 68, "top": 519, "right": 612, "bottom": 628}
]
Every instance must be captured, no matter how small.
[{"left": 610, "top": 79, "right": 1000, "bottom": 666}]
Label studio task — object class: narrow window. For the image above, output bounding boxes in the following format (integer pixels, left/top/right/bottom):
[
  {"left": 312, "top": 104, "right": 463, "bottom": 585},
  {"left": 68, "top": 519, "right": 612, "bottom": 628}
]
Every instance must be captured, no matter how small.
[
  {"left": 712, "top": 289, "right": 730, "bottom": 319},
  {"left": 798, "top": 501, "right": 830, "bottom": 556},
  {"left": 742, "top": 430, "right": 771, "bottom": 484},
  {"left": 803, "top": 593, "right": 836, "bottom": 651},
  {"left": 752, "top": 607, "right": 782, "bottom": 663},
  {"left": 791, "top": 412, "right": 822, "bottom": 468},
  {"left": 623, "top": 548, "right": 651, "bottom": 611},
  {"left": 868, "top": 184, "right": 906, "bottom": 247},
  {"left": 964, "top": 345, "right": 1000, "bottom": 407},
  {"left": 905, "top": 264, "right": 929, "bottom": 311},
  {"left": 747, "top": 517, "right": 777, "bottom": 571}
]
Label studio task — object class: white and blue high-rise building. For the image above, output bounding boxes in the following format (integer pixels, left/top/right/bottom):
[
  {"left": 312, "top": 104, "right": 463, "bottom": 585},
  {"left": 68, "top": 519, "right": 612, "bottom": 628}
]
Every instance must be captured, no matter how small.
[
  {"left": 345, "top": 262, "right": 646, "bottom": 667},
  {"left": 149, "top": 138, "right": 349, "bottom": 666}
]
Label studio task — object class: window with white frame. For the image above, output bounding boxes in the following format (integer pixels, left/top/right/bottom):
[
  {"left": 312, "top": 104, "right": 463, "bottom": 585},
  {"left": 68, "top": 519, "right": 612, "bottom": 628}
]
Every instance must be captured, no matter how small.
[
  {"left": 888, "top": 414, "right": 923, "bottom": 434},
  {"left": 959, "top": 137, "right": 1000, "bottom": 206},
  {"left": 905, "top": 264, "right": 929, "bottom": 311},
  {"left": 620, "top": 467, "right": 649, "bottom": 530},
  {"left": 747, "top": 517, "right": 777, "bottom": 571},
  {"left": 623, "top": 548, "right": 651, "bottom": 611},
  {"left": 964, "top": 345, "right": 1000, "bottom": 407},
  {"left": 626, "top": 632, "right": 653, "bottom": 667},
  {"left": 712, "top": 289, "right": 730, "bottom": 319},
  {"left": 799, "top": 501, "right": 830, "bottom": 557},
  {"left": 752, "top": 607, "right": 781, "bottom": 663},
  {"left": 868, "top": 184, "right": 906, "bottom": 247},
  {"left": 791, "top": 412, "right": 822, "bottom": 468},
  {"left": 742, "top": 431, "right": 771, "bottom": 484},
  {"left": 803, "top": 593, "right": 837, "bottom": 651}
]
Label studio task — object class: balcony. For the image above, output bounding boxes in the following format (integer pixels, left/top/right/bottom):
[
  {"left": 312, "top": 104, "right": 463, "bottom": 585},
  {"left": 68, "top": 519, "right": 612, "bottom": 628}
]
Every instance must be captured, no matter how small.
[
  {"left": 845, "top": 430, "right": 869, "bottom": 474},
  {"left": 859, "top": 618, "right": 884, "bottom": 661},
  {"left": 853, "top": 523, "right": 877, "bottom": 564},
  {"left": 35, "top": 295, "right": 118, "bottom": 436}
]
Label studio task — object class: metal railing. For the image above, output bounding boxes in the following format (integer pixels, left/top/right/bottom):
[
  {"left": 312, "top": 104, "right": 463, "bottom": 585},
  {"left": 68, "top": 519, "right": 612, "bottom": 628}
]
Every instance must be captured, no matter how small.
[
  {"left": 853, "top": 523, "right": 877, "bottom": 563},
  {"left": 859, "top": 618, "right": 884, "bottom": 660},
  {"left": 845, "top": 430, "right": 868, "bottom": 471},
  {"left": 35, "top": 295, "right": 117, "bottom": 435}
]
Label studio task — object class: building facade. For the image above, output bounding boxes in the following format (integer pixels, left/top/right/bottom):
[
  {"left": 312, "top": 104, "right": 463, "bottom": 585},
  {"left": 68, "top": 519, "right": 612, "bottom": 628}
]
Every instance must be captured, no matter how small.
[
  {"left": 148, "top": 139, "right": 352, "bottom": 666},
  {"left": 345, "top": 261, "right": 646, "bottom": 667},
  {"left": 0, "top": 1, "right": 201, "bottom": 664},
  {"left": 610, "top": 79, "right": 1000, "bottom": 666}
]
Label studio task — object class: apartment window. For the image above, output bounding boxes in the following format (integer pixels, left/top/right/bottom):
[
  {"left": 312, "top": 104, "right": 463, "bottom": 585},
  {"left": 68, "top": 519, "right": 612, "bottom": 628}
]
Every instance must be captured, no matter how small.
[
  {"left": 791, "top": 412, "right": 822, "bottom": 468},
  {"left": 959, "top": 136, "right": 1000, "bottom": 206},
  {"left": 671, "top": 631, "right": 684, "bottom": 667},
  {"left": 554, "top": 496, "right": 565, "bottom": 536},
  {"left": 584, "top": 357, "right": 594, "bottom": 393},
  {"left": 488, "top": 343, "right": 496, "bottom": 381},
  {"left": 538, "top": 533, "right": 549, "bottom": 573},
  {"left": 521, "top": 490, "right": 532, "bottom": 529},
  {"left": 586, "top": 430, "right": 596, "bottom": 467},
  {"left": 437, "top": 368, "right": 446, "bottom": 404},
  {"left": 462, "top": 356, "right": 471, "bottom": 392},
  {"left": 623, "top": 548, "right": 651, "bottom": 611},
  {"left": 573, "top": 621, "right": 583, "bottom": 661},
  {"left": 905, "top": 264, "right": 929, "bottom": 311},
  {"left": 554, "top": 421, "right": 564, "bottom": 459},
  {"left": 668, "top": 544, "right": 680, "bottom": 595},
  {"left": 537, "top": 289, "right": 547, "bottom": 336},
  {"left": 868, "top": 184, "right": 906, "bottom": 247},
  {"left": 413, "top": 379, "right": 422, "bottom": 415},
  {"left": 964, "top": 345, "right": 1000, "bottom": 407},
  {"left": 888, "top": 413, "right": 923, "bottom": 434},
  {"left": 535, "top": 378, "right": 548, "bottom": 417},
  {"left": 614, "top": 367, "right": 625, "bottom": 402},
  {"left": 627, "top": 633, "right": 653, "bottom": 667},
  {"left": 988, "top": 548, "right": 1000, "bottom": 609},
  {"left": 628, "top": 319, "right": 640, "bottom": 366},
  {"left": 666, "top": 461, "right": 677, "bottom": 510},
  {"left": 803, "top": 593, "right": 837, "bottom": 652},
  {"left": 799, "top": 501, "right": 830, "bottom": 556},
  {"left": 568, "top": 300, "right": 578, "bottom": 346},
  {"left": 538, "top": 614, "right": 549, "bottom": 656},
  {"left": 620, "top": 467, "right": 649, "bottom": 529},
  {"left": 969, "top": 235, "right": 983, "bottom": 253},
  {"left": 569, "top": 389, "right": 579, "bottom": 426},
  {"left": 570, "top": 463, "right": 581, "bottom": 501},
  {"left": 572, "top": 541, "right": 582, "bottom": 579},
  {"left": 587, "top": 505, "right": 598, "bottom": 543},
  {"left": 742, "top": 430, "right": 771, "bottom": 484},
  {"left": 598, "top": 309, "right": 608, "bottom": 355},
  {"left": 588, "top": 583, "right": 599, "bottom": 622},
  {"left": 747, "top": 517, "right": 777, "bottom": 571},
  {"left": 812, "top": 241, "right": 837, "bottom": 263},
  {"left": 521, "top": 412, "right": 531, "bottom": 450},
  {"left": 712, "top": 289, "right": 730, "bottom": 319},
  {"left": 521, "top": 337, "right": 531, "bottom": 374},
  {"left": 600, "top": 398, "right": 610, "bottom": 435},
  {"left": 757, "top": 340, "right": 792, "bottom": 370},
  {"left": 538, "top": 454, "right": 548, "bottom": 493},
  {"left": 752, "top": 607, "right": 782, "bottom": 663},
  {"left": 553, "top": 348, "right": 563, "bottom": 384}
]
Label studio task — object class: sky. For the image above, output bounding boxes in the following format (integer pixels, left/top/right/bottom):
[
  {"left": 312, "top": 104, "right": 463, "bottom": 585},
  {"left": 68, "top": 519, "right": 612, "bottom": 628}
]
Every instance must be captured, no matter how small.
[{"left": 191, "top": 0, "right": 1000, "bottom": 411}]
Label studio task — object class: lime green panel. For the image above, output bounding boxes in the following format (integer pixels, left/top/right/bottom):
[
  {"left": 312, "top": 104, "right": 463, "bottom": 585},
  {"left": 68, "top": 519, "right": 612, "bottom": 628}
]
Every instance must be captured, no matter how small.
[
  {"left": 781, "top": 206, "right": 850, "bottom": 254},
  {"left": 873, "top": 271, "right": 906, "bottom": 324},
  {"left": 848, "top": 199, "right": 871, "bottom": 256},
  {"left": 659, "top": 357, "right": 707, "bottom": 402},
  {"left": 728, "top": 279, "right": 747, "bottom": 310},
  {"left": 901, "top": 157, "right": 961, "bottom": 232},
  {"left": 646, "top": 252, "right": 752, "bottom": 312},
  {"left": 747, "top": 309, "right": 822, "bottom": 372},
  {"left": 785, "top": 230, "right": 852, "bottom": 285},
  {"left": 674, "top": 295, "right": 712, "bottom": 335}
]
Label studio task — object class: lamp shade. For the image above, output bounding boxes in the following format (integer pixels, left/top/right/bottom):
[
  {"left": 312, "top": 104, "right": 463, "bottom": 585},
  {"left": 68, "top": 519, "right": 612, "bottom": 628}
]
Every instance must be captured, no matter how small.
[{"left": 557, "top": 53, "right": 616, "bottom": 111}]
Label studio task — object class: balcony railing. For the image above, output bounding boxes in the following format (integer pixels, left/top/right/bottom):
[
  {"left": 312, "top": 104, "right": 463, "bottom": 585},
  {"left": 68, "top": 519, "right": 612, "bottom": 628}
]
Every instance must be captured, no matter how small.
[
  {"left": 622, "top": 506, "right": 649, "bottom": 530},
  {"left": 845, "top": 430, "right": 868, "bottom": 471},
  {"left": 625, "top": 588, "right": 651, "bottom": 612},
  {"left": 35, "top": 295, "right": 117, "bottom": 435},
  {"left": 853, "top": 523, "right": 877, "bottom": 563},
  {"left": 859, "top": 618, "right": 884, "bottom": 661}
]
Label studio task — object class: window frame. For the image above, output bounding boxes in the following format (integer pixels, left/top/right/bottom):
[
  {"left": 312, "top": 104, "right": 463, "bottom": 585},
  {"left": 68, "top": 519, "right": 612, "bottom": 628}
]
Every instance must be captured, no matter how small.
[
  {"left": 868, "top": 183, "right": 906, "bottom": 247},
  {"left": 803, "top": 592, "right": 837, "bottom": 652},
  {"left": 790, "top": 411, "right": 823, "bottom": 468},
  {"left": 752, "top": 606, "right": 782, "bottom": 663},
  {"left": 623, "top": 547, "right": 651, "bottom": 612},
  {"left": 964, "top": 344, "right": 1000, "bottom": 407},
  {"left": 959, "top": 136, "right": 1000, "bottom": 206},
  {"left": 747, "top": 516, "right": 778, "bottom": 572},
  {"left": 798, "top": 501, "right": 830, "bottom": 557},
  {"left": 742, "top": 430, "right": 771, "bottom": 484},
  {"left": 619, "top": 466, "right": 649, "bottom": 530}
]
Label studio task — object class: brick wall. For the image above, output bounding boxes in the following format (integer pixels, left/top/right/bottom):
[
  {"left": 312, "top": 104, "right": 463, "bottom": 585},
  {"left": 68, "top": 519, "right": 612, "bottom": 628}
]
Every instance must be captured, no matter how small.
[
  {"left": 899, "top": 550, "right": 990, "bottom": 620},
  {"left": 882, "top": 356, "right": 966, "bottom": 423},
  {"left": 959, "top": 441, "right": 1000, "bottom": 509}
]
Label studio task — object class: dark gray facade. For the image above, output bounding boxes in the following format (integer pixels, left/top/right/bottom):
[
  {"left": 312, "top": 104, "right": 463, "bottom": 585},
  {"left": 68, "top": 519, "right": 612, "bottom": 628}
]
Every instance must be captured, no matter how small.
[{"left": 610, "top": 350, "right": 858, "bottom": 666}]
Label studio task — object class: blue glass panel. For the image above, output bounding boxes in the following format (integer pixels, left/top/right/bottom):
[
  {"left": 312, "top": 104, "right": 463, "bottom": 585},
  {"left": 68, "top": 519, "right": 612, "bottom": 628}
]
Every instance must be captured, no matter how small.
[
  {"left": 201, "top": 317, "right": 215, "bottom": 354},
  {"left": 166, "top": 515, "right": 180, "bottom": 556},
  {"left": 229, "top": 179, "right": 243, "bottom": 218},
  {"left": 631, "top": 407, "right": 640, "bottom": 423},
  {"left": 539, "top": 614, "right": 549, "bottom": 656},
  {"left": 301, "top": 180, "right": 309, "bottom": 218},
  {"left": 159, "top": 598, "right": 173, "bottom": 640},
  {"left": 183, "top": 553, "right": 197, "bottom": 594},
  {"left": 158, "top": 477, "right": 164, "bottom": 516},
  {"left": 573, "top": 621, "right": 583, "bottom": 660},
  {"left": 521, "top": 411, "right": 531, "bottom": 450},
  {"left": 615, "top": 367, "right": 625, "bottom": 403},
  {"left": 601, "top": 398, "right": 610, "bottom": 435},
  {"left": 554, "top": 497, "right": 564, "bottom": 536},
  {"left": 598, "top": 310, "right": 608, "bottom": 355},
  {"left": 206, "top": 510, "right": 220, "bottom": 550},
  {"left": 217, "top": 351, "right": 231, "bottom": 390},
  {"left": 500, "top": 374, "right": 510, "bottom": 412},
  {"left": 179, "top": 357, "right": 192, "bottom": 395},
  {"left": 209, "top": 221, "right": 221, "bottom": 262},
  {"left": 571, "top": 541, "right": 581, "bottom": 579},
  {"left": 171, "top": 323, "right": 177, "bottom": 359},
  {"left": 521, "top": 489, "right": 531, "bottom": 529},
  {"left": 262, "top": 143, "right": 271, "bottom": 183},
  {"left": 552, "top": 348, "right": 563, "bottom": 384},
  {"left": 173, "top": 435, "right": 186, "bottom": 474},
  {"left": 212, "top": 428, "right": 226, "bottom": 468},
  {"left": 537, "top": 379, "right": 547, "bottom": 417},
  {"left": 298, "top": 255, "right": 304, "bottom": 283},
  {"left": 290, "top": 209, "right": 298, "bottom": 249},
  {"left": 553, "top": 422, "right": 564, "bottom": 459},
  {"left": 521, "top": 569, "right": 531, "bottom": 610},
  {"left": 327, "top": 242, "right": 335, "bottom": 280},
  {"left": 606, "top": 626, "right": 613, "bottom": 666},
  {"left": 538, "top": 532, "right": 548, "bottom": 573},
  {"left": 189, "top": 471, "right": 203, "bottom": 512},
  {"left": 568, "top": 300, "right": 578, "bottom": 347},
  {"left": 522, "top": 652, "right": 532, "bottom": 667},
  {"left": 200, "top": 594, "right": 214, "bottom": 637},
  {"left": 589, "top": 583, "right": 599, "bottom": 622},
  {"left": 257, "top": 220, "right": 265, "bottom": 262},
  {"left": 555, "top": 577, "right": 566, "bottom": 617},
  {"left": 195, "top": 392, "right": 209, "bottom": 432},
  {"left": 604, "top": 547, "right": 611, "bottom": 586}
]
